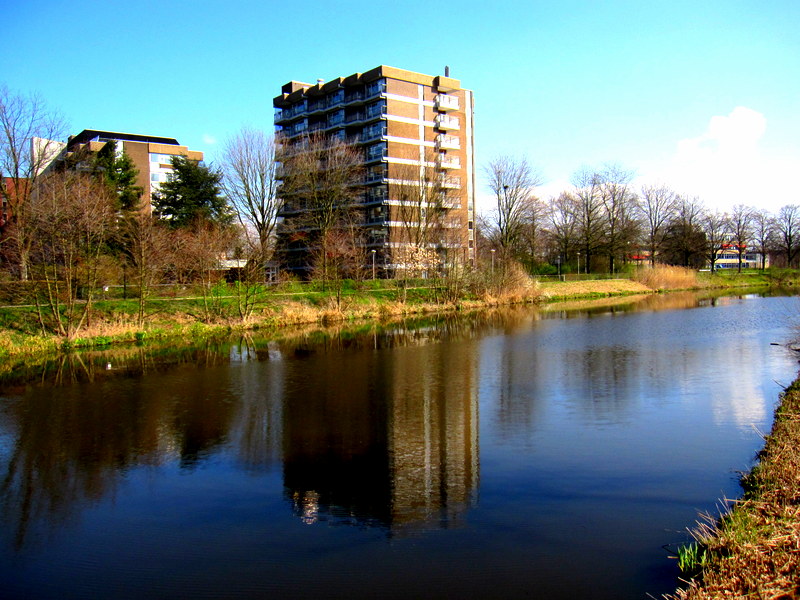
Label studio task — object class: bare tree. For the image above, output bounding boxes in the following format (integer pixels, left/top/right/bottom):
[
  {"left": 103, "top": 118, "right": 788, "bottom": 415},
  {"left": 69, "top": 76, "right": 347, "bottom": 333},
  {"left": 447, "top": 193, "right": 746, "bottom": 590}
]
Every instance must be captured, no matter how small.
[
  {"left": 572, "top": 167, "right": 606, "bottom": 272},
  {"left": 220, "top": 128, "right": 280, "bottom": 273},
  {"left": 519, "top": 195, "right": 547, "bottom": 270},
  {"left": 661, "top": 196, "right": 706, "bottom": 268},
  {"left": 120, "top": 213, "right": 173, "bottom": 326},
  {"left": 171, "top": 224, "right": 238, "bottom": 322},
  {"left": 596, "top": 164, "right": 639, "bottom": 273},
  {"left": 0, "top": 85, "right": 67, "bottom": 279},
  {"left": 485, "top": 156, "right": 542, "bottom": 263},
  {"left": 774, "top": 205, "right": 800, "bottom": 268},
  {"left": 547, "top": 192, "right": 580, "bottom": 271},
  {"left": 28, "top": 172, "right": 115, "bottom": 338},
  {"left": 392, "top": 157, "right": 453, "bottom": 284},
  {"left": 729, "top": 204, "right": 754, "bottom": 273},
  {"left": 751, "top": 209, "right": 775, "bottom": 271},
  {"left": 639, "top": 184, "right": 678, "bottom": 266},
  {"left": 702, "top": 210, "right": 730, "bottom": 273},
  {"left": 277, "top": 133, "right": 363, "bottom": 280}
]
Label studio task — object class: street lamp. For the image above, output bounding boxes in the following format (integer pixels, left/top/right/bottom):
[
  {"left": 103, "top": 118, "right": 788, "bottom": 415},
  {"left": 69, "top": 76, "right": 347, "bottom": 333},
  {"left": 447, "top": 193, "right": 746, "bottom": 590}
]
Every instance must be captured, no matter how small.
[
  {"left": 490, "top": 248, "right": 496, "bottom": 274},
  {"left": 371, "top": 249, "right": 377, "bottom": 280},
  {"left": 577, "top": 251, "right": 580, "bottom": 278}
]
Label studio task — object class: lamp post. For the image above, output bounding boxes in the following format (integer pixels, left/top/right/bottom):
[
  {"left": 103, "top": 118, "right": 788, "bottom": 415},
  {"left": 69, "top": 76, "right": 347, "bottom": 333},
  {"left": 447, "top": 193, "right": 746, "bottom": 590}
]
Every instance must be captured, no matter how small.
[
  {"left": 577, "top": 251, "right": 580, "bottom": 279},
  {"left": 490, "top": 248, "right": 496, "bottom": 275},
  {"left": 371, "top": 249, "right": 377, "bottom": 280}
]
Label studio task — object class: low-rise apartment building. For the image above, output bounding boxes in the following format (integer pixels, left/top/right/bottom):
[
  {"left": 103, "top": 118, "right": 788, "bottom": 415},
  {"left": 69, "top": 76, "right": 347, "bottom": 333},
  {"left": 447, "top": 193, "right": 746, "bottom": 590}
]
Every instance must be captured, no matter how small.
[{"left": 50, "top": 129, "right": 204, "bottom": 207}]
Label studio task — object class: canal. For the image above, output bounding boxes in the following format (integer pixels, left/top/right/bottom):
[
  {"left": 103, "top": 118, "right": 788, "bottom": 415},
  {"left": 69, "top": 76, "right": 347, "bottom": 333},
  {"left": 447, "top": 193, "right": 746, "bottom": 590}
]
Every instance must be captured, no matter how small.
[{"left": 1, "top": 292, "right": 798, "bottom": 598}]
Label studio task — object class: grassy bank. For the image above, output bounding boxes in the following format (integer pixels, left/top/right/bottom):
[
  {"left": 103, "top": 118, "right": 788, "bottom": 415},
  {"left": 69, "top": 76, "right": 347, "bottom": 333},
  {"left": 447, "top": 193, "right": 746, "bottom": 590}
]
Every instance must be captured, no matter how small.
[
  {"left": 0, "top": 266, "right": 795, "bottom": 362},
  {"left": 0, "top": 278, "right": 543, "bottom": 361},
  {"left": 668, "top": 376, "right": 800, "bottom": 599}
]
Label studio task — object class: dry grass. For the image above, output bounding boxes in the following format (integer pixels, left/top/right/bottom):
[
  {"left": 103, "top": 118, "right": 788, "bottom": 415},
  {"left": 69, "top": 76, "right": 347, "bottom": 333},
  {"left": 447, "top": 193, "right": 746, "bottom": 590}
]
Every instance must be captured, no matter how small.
[
  {"left": 667, "top": 380, "right": 800, "bottom": 599},
  {"left": 632, "top": 265, "right": 699, "bottom": 290},
  {"left": 538, "top": 278, "right": 652, "bottom": 298}
]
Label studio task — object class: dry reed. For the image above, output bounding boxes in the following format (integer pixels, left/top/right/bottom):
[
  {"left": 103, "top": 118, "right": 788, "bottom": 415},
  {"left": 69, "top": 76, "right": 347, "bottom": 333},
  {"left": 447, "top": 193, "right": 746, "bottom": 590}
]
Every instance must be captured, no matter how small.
[{"left": 633, "top": 265, "right": 699, "bottom": 290}]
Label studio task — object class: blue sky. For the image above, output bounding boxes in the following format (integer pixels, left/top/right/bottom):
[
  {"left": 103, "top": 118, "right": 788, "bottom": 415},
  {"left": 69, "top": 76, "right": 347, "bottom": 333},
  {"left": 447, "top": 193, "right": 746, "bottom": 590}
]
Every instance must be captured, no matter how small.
[{"left": 4, "top": 0, "right": 798, "bottom": 212}]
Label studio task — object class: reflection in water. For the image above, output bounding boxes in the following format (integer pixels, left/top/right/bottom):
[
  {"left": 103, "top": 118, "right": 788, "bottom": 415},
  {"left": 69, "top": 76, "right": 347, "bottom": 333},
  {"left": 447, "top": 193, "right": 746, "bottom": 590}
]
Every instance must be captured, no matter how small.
[
  {"left": 281, "top": 332, "right": 478, "bottom": 532},
  {"left": 0, "top": 322, "right": 482, "bottom": 549},
  {"left": 0, "top": 291, "right": 797, "bottom": 600},
  {"left": 0, "top": 343, "right": 240, "bottom": 550}
]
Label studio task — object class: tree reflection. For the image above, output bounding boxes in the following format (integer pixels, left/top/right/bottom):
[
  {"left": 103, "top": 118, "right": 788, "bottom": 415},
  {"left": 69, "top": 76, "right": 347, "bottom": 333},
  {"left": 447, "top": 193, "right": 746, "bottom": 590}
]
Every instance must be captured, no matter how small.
[{"left": 0, "top": 343, "right": 240, "bottom": 549}]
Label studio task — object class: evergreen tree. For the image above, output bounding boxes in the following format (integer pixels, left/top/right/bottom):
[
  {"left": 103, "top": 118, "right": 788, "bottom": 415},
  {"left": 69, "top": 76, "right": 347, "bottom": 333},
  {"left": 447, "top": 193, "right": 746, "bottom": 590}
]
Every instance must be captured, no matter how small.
[
  {"left": 93, "top": 140, "right": 143, "bottom": 211},
  {"left": 152, "top": 156, "right": 231, "bottom": 229}
]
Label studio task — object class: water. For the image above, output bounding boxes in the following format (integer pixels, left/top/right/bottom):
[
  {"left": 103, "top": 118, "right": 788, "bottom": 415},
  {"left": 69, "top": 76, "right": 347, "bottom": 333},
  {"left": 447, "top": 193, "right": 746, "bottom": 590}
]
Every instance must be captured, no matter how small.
[{"left": 1, "top": 292, "right": 798, "bottom": 599}]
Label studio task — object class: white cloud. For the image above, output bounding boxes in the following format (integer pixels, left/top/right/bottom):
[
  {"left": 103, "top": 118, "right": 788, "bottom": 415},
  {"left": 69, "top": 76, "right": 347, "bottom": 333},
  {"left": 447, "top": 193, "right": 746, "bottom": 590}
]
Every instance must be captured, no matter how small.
[
  {"left": 645, "top": 106, "right": 798, "bottom": 213},
  {"left": 202, "top": 134, "right": 217, "bottom": 145}
]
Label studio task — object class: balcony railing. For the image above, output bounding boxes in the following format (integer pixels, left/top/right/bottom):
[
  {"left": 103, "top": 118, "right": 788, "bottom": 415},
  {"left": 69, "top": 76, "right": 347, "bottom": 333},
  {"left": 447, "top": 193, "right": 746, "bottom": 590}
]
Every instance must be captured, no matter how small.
[
  {"left": 439, "top": 176, "right": 461, "bottom": 189},
  {"left": 365, "top": 213, "right": 387, "bottom": 224},
  {"left": 365, "top": 146, "right": 386, "bottom": 161},
  {"left": 366, "top": 81, "right": 386, "bottom": 98},
  {"left": 345, "top": 112, "right": 365, "bottom": 124},
  {"left": 326, "top": 115, "right": 344, "bottom": 128},
  {"left": 326, "top": 92, "right": 344, "bottom": 108},
  {"left": 435, "top": 94, "right": 459, "bottom": 112},
  {"left": 365, "top": 190, "right": 388, "bottom": 203},
  {"left": 362, "top": 130, "right": 385, "bottom": 143},
  {"left": 365, "top": 102, "right": 386, "bottom": 119},
  {"left": 437, "top": 155, "right": 461, "bottom": 169},
  {"left": 345, "top": 91, "right": 365, "bottom": 104},
  {"left": 435, "top": 115, "right": 460, "bottom": 131},
  {"left": 365, "top": 170, "right": 387, "bottom": 184},
  {"left": 436, "top": 134, "right": 460, "bottom": 150}
]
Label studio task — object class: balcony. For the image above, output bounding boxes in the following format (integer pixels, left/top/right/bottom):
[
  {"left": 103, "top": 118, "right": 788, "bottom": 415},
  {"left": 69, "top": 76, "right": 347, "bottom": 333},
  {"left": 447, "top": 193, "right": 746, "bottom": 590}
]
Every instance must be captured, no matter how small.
[
  {"left": 439, "top": 176, "right": 461, "bottom": 189},
  {"left": 344, "top": 91, "right": 365, "bottom": 104},
  {"left": 326, "top": 115, "right": 344, "bottom": 129},
  {"left": 436, "top": 134, "right": 460, "bottom": 150},
  {"left": 345, "top": 112, "right": 366, "bottom": 124},
  {"left": 366, "top": 80, "right": 387, "bottom": 98},
  {"left": 435, "top": 115, "right": 460, "bottom": 131},
  {"left": 326, "top": 92, "right": 344, "bottom": 108},
  {"left": 362, "top": 126, "right": 386, "bottom": 143},
  {"left": 365, "top": 102, "right": 386, "bottom": 119},
  {"left": 365, "top": 189, "right": 388, "bottom": 204},
  {"left": 365, "top": 170, "right": 387, "bottom": 184},
  {"left": 437, "top": 155, "right": 461, "bottom": 169},
  {"left": 365, "top": 213, "right": 387, "bottom": 225},
  {"left": 435, "top": 94, "right": 459, "bottom": 112},
  {"left": 290, "top": 102, "right": 307, "bottom": 118},
  {"left": 307, "top": 100, "right": 326, "bottom": 114},
  {"left": 365, "top": 145, "right": 386, "bottom": 162}
]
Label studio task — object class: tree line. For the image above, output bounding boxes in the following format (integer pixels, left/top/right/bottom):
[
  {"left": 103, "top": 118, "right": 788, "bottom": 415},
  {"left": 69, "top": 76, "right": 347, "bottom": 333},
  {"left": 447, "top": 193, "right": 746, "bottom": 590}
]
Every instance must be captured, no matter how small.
[
  {"left": 3, "top": 83, "right": 799, "bottom": 340},
  {"left": 482, "top": 156, "right": 800, "bottom": 274}
]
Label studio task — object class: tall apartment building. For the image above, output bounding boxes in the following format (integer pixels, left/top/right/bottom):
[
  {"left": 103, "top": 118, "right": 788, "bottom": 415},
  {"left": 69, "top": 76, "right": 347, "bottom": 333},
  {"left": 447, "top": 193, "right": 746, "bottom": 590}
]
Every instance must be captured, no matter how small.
[
  {"left": 56, "top": 129, "right": 204, "bottom": 207},
  {"left": 273, "top": 65, "right": 475, "bottom": 276}
]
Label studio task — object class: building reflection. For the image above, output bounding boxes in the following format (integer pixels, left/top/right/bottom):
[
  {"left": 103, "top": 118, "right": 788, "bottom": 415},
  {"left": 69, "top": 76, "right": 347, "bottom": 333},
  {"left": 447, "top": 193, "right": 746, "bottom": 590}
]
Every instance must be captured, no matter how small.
[
  {"left": 281, "top": 332, "right": 479, "bottom": 534},
  {"left": 0, "top": 320, "right": 486, "bottom": 550}
]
